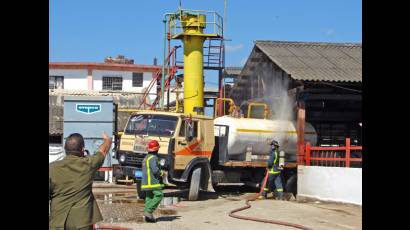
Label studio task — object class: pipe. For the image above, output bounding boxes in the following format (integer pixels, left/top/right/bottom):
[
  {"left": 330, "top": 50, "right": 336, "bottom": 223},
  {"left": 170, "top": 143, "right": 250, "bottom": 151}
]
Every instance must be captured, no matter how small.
[
  {"left": 160, "top": 17, "right": 167, "bottom": 109},
  {"left": 214, "top": 98, "right": 235, "bottom": 117},
  {"left": 247, "top": 102, "right": 269, "bottom": 119},
  {"left": 228, "top": 169, "right": 313, "bottom": 230}
]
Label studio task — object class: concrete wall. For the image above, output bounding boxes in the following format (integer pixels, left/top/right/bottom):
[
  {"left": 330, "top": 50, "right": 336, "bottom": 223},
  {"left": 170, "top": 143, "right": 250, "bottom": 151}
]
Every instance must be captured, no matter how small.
[
  {"left": 49, "top": 69, "right": 88, "bottom": 90},
  {"left": 297, "top": 165, "right": 362, "bottom": 205},
  {"left": 92, "top": 70, "right": 154, "bottom": 93}
]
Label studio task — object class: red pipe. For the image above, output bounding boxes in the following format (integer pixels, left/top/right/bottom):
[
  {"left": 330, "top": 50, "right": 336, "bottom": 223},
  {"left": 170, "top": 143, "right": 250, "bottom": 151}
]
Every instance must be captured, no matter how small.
[{"left": 228, "top": 169, "right": 313, "bottom": 230}]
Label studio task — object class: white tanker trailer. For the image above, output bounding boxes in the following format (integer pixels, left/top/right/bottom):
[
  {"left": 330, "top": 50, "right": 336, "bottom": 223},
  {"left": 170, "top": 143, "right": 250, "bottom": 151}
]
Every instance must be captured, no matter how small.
[
  {"left": 213, "top": 116, "right": 317, "bottom": 162},
  {"left": 210, "top": 116, "right": 317, "bottom": 196}
]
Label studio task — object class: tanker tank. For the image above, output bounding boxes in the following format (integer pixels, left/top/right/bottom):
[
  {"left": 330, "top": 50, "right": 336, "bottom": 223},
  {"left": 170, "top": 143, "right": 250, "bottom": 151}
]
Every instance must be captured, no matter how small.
[{"left": 213, "top": 116, "right": 317, "bottom": 162}]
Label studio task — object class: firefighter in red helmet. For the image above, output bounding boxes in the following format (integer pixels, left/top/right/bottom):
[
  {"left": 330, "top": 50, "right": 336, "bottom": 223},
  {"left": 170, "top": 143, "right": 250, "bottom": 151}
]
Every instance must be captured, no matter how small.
[{"left": 141, "top": 140, "right": 164, "bottom": 222}]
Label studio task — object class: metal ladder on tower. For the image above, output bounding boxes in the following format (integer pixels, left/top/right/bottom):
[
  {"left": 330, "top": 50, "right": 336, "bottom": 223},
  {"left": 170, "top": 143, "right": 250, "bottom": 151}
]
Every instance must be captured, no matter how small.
[
  {"left": 138, "top": 46, "right": 179, "bottom": 110},
  {"left": 204, "top": 37, "right": 224, "bottom": 69}
]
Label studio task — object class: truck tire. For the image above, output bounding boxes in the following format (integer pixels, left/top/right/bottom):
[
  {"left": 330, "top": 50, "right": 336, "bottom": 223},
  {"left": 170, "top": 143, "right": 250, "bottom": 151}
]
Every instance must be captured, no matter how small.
[
  {"left": 285, "top": 174, "right": 297, "bottom": 197},
  {"left": 136, "top": 181, "right": 146, "bottom": 199},
  {"left": 188, "top": 167, "right": 201, "bottom": 201}
]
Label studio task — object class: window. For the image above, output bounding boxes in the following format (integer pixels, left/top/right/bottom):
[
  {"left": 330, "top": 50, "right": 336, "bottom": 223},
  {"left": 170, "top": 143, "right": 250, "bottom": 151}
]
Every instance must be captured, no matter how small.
[
  {"left": 125, "top": 114, "right": 178, "bottom": 137},
  {"left": 132, "top": 72, "right": 143, "bottom": 87},
  {"left": 179, "top": 120, "right": 198, "bottom": 138},
  {"left": 102, "top": 76, "right": 122, "bottom": 90},
  {"left": 49, "top": 76, "right": 64, "bottom": 89}
]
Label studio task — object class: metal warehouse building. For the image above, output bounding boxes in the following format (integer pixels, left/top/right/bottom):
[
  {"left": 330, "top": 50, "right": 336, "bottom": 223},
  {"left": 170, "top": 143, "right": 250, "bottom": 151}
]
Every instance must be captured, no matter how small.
[{"left": 229, "top": 41, "right": 362, "bottom": 148}]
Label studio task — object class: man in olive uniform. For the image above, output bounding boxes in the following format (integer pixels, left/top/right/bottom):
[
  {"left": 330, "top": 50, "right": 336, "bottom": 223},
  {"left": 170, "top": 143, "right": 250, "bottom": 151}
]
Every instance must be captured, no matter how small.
[
  {"left": 49, "top": 132, "right": 112, "bottom": 230},
  {"left": 263, "top": 140, "right": 284, "bottom": 200},
  {"left": 141, "top": 140, "right": 164, "bottom": 222}
]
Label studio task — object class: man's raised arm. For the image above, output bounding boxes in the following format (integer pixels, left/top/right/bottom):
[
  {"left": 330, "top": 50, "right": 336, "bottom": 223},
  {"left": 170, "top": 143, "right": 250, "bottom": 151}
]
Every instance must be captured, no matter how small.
[{"left": 98, "top": 132, "right": 112, "bottom": 157}]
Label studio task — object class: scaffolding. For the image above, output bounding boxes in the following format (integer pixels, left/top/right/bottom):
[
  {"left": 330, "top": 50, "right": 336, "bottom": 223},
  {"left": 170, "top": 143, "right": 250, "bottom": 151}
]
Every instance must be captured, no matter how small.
[{"left": 139, "top": 8, "right": 225, "bottom": 114}]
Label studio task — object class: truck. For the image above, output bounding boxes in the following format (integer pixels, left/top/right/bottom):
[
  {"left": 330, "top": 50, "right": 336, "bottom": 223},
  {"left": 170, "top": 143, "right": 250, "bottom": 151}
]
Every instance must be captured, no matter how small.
[
  {"left": 112, "top": 7, "right": 317, "bottom": 200},
  {"left": 113, "top": 101, "right": 317, "bottom": 200}
]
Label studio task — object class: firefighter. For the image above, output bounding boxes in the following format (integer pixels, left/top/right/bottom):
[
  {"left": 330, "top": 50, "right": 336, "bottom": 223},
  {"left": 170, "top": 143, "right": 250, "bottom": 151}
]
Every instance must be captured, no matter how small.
[
  {"left": 263, "top": 140, "right": 284, "bottom": 200},
  {"left": 141, "top": 140, "right": 164, "bottom": 222}
]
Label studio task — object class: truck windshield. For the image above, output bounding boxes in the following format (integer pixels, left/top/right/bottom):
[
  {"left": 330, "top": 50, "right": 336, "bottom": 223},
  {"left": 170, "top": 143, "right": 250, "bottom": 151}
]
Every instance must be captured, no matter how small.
[{"left": 125, "top": 114, "right": 178, "bottom": 137}]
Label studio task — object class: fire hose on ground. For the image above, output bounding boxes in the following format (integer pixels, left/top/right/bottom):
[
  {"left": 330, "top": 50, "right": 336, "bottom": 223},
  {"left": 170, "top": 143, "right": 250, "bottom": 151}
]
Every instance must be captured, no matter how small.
[{"left": 228, "top": 169, "right": 313, "bottom": 230}]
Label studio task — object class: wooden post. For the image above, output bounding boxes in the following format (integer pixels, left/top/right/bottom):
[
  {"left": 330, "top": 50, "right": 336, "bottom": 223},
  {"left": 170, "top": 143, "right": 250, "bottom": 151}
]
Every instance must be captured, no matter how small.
[
  {"left": 296, "top": 101, "right": 306, "bottom": 165},
  {"left": 346, "top": 138, "right": 351, "bottom": 168},
  {"left": 306, "top": 142, "right": 311, "bottom": 166}
]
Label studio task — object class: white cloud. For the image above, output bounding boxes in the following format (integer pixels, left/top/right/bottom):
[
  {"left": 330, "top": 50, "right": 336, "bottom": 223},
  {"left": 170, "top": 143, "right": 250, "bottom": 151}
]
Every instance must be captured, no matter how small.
[{"left": 225, "top": 44, "right": 244, "bottom": 52}]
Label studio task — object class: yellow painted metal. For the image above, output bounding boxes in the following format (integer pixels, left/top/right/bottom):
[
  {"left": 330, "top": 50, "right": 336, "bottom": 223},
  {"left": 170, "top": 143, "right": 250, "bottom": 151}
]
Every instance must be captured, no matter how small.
[
  {"left": 178, "top": 13, "right": 207, "bottom": 115},
  {"left": 183, "top": 35, "right": 204, "bottom": 114},
  {"left": 214, "top": 98, "right": 237, "bottom": 117},
  {"left": 117, "top": 109, "right": 140, "bottom": 113},
  {"left": 247, "top": 102, "right": 270, "bottom": 119}
]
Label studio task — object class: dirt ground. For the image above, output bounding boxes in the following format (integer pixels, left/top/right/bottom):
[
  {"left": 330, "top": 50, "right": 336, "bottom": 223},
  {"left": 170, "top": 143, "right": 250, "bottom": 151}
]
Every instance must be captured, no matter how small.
[{"left": 92, "top": 183, "right": 362, "bottom": 230}]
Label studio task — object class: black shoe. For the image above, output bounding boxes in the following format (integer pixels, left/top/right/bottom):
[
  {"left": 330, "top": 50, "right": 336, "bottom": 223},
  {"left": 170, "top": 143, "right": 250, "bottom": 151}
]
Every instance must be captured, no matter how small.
[
  {"left": 262, "top": 191, "right": 268, "bottom": 199},
  {"left": 144, "top": 212, "right": 156, "bottom": 223}
]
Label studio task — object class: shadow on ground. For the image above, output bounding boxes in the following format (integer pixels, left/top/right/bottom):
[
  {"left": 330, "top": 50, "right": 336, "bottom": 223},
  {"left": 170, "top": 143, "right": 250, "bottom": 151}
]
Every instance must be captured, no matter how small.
[
  {"left": 156, "top": 215, "right": 182, "bottom": 222},
  {"left": 163, "top": 185, "right": 259, "bottom": 201}
]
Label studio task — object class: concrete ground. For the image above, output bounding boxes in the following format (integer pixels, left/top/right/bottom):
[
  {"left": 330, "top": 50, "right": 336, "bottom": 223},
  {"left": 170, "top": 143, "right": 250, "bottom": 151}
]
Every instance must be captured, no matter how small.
[{"left": 92, "top": 183, "right": 362, "bottom": 230}]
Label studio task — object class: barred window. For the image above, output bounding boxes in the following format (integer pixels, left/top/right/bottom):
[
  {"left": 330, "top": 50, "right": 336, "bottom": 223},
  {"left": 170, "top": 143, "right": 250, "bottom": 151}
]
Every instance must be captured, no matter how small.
[
  {"left": 102, "top": 76, "right": 123, "bottom": 90},
  {"left": 49, "top": 76, "right": 64, "bottom": 89},
  {"left": 132, "top": 72, "right": 143, "bottom": 87}
]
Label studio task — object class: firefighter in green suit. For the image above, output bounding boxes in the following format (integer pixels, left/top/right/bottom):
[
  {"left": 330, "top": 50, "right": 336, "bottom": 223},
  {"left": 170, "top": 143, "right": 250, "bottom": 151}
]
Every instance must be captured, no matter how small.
[
  {"left": 49, "top": 132, "right": 112, "bottom": 230},
  {"left": 141, "top": 140, "right": 164, "bottom": 222},
  {"left": 263, "top": 140, "right": 284, "bottom": 200}
]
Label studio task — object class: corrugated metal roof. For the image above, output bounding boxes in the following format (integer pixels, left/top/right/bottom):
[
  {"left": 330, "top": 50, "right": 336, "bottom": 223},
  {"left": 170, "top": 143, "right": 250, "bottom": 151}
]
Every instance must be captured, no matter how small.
[
  {"left": 254, "top": 41, "right": 362, "bottom": 82},
  {"left": 224, "top": 67, "right": 242, "bottom": 75}
]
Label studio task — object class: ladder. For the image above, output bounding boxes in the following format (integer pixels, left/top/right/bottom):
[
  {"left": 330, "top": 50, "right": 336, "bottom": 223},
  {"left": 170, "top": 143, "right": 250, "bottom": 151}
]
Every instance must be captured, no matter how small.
[
  {"left": 204, "top": 38, "right": 224, "bottom": 69},
  {"left": 138, "top": 46, "right": 179, "bottom": 110}
]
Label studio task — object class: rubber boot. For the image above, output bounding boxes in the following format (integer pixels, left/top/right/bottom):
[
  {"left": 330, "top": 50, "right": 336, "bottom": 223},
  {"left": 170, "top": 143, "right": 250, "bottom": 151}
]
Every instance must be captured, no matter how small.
[
  {"left": 261, "top": 191, "right": 268, "bottom": 199},
  {"left": 276, "top": 192, "right": 284, "bottom": 200},
  {"left": 144, "top": 211, "right": 156, "bottom": 223}
]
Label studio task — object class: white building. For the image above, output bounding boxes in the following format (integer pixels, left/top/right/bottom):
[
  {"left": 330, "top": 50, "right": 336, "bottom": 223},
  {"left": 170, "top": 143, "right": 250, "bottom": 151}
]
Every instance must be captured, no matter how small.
[{"left": 49, "top": 62, "right": 161, "bottom": 101}]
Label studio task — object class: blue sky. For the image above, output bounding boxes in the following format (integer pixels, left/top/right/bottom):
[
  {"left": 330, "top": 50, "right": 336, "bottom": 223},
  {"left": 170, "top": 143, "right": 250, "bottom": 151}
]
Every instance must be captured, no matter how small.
[{"left": 49, "top": 0, "right": 362, "bottom": 85}]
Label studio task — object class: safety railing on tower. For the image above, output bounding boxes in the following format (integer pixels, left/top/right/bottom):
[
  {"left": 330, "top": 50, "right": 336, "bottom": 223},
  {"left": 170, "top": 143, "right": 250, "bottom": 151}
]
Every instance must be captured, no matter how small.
[
  {"left": 154, "top": 8, "right": 225, "bottom": 111},
  {"left": 304, "top": 138, "right": 362, "bottom": 168},
  {"left": 138, "top": 46, "right": 180, "bottom": 110},
  {"left": 169, "top": 8, "right": 225, "bottom": 70},
  {"left": 168, "top": 9, "right": 223, "bottom": 39}
]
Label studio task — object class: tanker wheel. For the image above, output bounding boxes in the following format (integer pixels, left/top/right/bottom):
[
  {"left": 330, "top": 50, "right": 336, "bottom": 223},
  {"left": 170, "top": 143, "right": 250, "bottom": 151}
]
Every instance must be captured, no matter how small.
[
  {"left": 136, "top": 181, "right": 146, "bottom": 200},
  {"left": 188, "top": 167, "right": 201, "bottom": 201}
]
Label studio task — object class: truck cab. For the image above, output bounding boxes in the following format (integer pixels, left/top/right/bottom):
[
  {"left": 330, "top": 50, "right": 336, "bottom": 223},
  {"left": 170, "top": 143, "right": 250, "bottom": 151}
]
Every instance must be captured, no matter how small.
[{"left": 113, "top": 111, "right": 215, "bottom": 200}]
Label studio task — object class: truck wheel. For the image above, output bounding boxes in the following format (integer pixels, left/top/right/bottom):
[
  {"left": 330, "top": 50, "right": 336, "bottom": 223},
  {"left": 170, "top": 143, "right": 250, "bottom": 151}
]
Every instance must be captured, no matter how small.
[
  {"left": 188, "top": 167, "right": 201, "bottom": 201},
  {"left": 136, "top": 181, "right": 145, "bottom": 199},
  {"left": 285, "top": 174, "right": 297, "bottom": 197}
]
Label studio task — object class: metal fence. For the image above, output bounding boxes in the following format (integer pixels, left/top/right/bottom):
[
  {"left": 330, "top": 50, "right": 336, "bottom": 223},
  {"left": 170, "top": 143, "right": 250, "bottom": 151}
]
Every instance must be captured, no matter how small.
[{"left": 305, "top": 138, "right": 362, "bottom": 168}]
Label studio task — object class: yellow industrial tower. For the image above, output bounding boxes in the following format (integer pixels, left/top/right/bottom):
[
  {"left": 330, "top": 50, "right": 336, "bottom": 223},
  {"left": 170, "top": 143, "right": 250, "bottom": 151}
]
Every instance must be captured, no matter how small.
[{"left": 168, "top": 9, "right": 223, "bottom": 115}]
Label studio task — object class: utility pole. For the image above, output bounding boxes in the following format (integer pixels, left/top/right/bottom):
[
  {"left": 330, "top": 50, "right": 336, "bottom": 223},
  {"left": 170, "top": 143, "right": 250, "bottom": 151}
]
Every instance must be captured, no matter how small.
[{"left": 224, "top": 0, "right": 227, "bottom": 37}]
